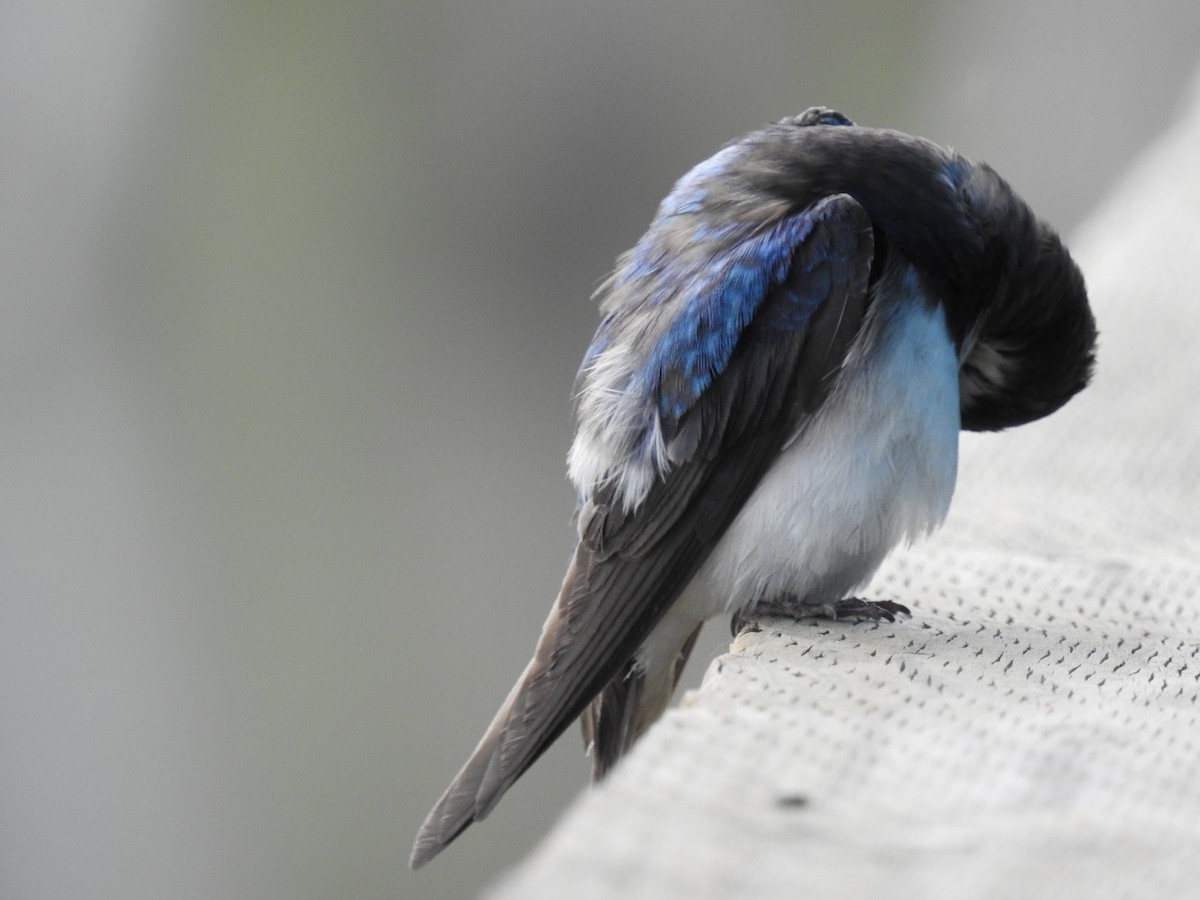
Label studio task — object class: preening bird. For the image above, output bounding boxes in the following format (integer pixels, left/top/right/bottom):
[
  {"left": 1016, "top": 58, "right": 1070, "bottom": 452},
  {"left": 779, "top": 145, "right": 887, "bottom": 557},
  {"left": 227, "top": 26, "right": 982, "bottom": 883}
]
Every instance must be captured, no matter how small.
[{"left": 410, "top": 107, "right": 1096, "bottom": 869}]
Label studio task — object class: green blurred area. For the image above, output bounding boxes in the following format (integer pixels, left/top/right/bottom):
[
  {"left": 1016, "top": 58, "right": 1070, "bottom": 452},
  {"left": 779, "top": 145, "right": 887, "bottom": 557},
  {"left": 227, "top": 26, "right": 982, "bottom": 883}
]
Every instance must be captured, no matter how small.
[{"left": 2, "top": 3, "right": 1198, "bottom": 898}]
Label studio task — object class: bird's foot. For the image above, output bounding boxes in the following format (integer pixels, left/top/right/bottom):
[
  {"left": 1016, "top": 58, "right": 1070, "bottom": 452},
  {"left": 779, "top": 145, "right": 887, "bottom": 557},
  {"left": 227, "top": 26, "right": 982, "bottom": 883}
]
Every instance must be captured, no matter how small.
[
  {"left": 732, "top": 595, "right": 910, "bottom": 635},
  {"left": 821, "top": 597, "right": 910, "bottom": 622}
]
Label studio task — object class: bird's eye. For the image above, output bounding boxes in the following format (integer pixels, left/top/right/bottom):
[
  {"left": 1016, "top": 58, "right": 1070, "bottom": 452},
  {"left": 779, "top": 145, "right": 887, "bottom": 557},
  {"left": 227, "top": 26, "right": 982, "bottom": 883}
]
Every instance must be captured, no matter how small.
[{"left": 789, "top": 107, "right": 856, "bottom": 128}]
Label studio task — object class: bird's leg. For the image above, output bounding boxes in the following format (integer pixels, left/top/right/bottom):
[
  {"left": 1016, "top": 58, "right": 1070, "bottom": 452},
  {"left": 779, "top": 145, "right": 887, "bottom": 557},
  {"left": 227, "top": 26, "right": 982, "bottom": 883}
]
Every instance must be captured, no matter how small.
[{"left": 732, "top": 594, "right": 911, "bottom": 635}]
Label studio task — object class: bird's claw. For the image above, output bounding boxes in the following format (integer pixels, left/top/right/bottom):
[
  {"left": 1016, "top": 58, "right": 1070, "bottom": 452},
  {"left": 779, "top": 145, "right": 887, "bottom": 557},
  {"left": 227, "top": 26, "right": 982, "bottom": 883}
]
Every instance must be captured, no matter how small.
[
  {"left": 733, "top": 595, "right": 910, "bottom": 634},
  {"left": 823, "top": 597, "right": 910, "bottom": 623}
]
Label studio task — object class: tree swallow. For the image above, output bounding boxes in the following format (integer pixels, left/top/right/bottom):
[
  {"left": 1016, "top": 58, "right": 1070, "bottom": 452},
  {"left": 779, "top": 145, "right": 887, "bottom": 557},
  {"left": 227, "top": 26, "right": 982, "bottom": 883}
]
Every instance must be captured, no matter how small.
[{"left": 410, "top": 107, "right": 1096, "bottom": 869}]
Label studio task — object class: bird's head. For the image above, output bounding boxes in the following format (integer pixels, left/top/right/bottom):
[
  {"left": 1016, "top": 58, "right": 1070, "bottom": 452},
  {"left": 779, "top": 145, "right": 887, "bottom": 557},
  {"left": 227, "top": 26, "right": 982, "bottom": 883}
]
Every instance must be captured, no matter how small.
[{"left": 954, "top": 163, "right": 1097, "bottom": 431}]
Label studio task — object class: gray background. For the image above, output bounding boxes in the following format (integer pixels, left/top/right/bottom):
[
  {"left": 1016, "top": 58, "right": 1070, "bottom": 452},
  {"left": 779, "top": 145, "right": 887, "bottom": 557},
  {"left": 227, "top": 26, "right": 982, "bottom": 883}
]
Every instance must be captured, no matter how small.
[{"left": 2, "top": 3, "right": 1198, "bottom": 899}]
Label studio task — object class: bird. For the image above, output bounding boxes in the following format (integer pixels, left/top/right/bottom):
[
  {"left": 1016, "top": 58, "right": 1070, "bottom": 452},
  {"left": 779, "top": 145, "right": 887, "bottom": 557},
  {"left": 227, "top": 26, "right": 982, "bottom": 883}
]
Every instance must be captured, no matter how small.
[{"left": 410, "top": 107, "right": 1097, "bottom": 869}]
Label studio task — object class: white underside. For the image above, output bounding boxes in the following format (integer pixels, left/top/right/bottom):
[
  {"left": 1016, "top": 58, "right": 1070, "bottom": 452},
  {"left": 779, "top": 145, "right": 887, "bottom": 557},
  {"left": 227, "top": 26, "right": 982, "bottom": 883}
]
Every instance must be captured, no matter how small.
[{"left": 638, "top": 297, "right": 961, "bottom": 671}]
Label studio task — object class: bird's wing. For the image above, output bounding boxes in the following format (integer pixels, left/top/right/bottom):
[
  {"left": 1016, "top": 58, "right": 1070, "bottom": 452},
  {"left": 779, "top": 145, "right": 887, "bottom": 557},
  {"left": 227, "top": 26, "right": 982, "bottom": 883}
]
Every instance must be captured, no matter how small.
[{"left": 410, "top": 193, "right": 875, "bottom": 869}]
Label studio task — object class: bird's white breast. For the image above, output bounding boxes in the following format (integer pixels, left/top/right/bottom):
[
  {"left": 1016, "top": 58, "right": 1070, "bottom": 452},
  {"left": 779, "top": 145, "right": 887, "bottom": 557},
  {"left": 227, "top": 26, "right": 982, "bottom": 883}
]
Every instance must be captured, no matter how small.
[{"left": 684, "top": 296, "right": 961, "bottom": 619}]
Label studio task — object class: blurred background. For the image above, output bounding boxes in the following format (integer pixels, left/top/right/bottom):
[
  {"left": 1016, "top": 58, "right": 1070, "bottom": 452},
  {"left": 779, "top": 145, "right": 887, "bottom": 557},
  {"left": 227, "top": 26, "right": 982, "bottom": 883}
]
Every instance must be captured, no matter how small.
[{"left": 2, "top": 2, "right": 1199, "bottom": 898}]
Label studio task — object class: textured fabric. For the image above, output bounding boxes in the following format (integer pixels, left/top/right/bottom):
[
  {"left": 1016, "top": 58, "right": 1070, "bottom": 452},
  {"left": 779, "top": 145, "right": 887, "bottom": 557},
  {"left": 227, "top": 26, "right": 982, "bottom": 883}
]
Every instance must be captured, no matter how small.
[{"left": 488, "top": 77, "right": 1200, "bottom": 900}]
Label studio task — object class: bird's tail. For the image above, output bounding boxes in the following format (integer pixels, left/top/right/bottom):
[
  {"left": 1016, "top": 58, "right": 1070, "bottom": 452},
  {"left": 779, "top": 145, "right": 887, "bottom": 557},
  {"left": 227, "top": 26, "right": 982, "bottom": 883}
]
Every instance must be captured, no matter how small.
[{"left": 581, "top": 616, "right": 703, "bottom": 780}]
